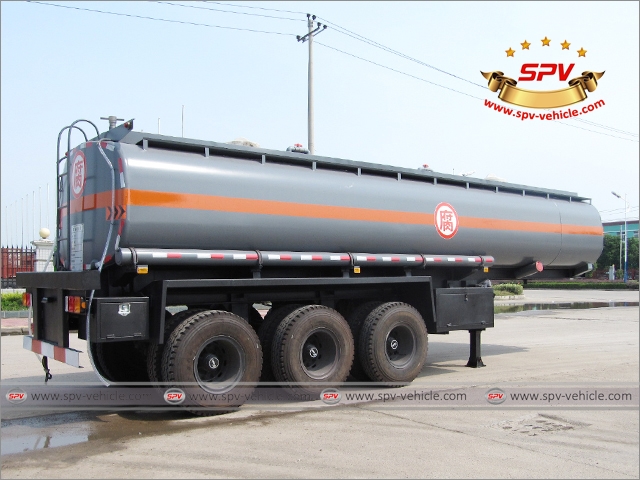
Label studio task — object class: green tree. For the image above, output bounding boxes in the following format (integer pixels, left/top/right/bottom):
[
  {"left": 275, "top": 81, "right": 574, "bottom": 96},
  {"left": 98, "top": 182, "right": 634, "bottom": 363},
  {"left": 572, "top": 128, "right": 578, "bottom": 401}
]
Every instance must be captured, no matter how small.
[
  {"left": 595, "top": 235, "right": 639, "bottom": 279},
  {"left": 627, "top": 237, "right": 638, "bottom": 272},
  {"left": 595, "top": 235, "right": 621, "bottom": 271}
]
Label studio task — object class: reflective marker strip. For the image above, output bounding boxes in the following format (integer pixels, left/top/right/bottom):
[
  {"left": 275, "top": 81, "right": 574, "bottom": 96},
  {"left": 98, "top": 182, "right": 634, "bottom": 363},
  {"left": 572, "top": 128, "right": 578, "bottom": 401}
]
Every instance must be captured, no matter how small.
[
  {"left": 23, "top": 336, "right": 81, "bottom": 368},
  {"left": 447, "top": 258, "right": 456, "bottom": 262},
  {"left": 231, "top": 253, "right": 258, "bottom": 260},
  {"left": 118, "top": 158, "right": 126, "bottom": 188},
  {"left": 356, "top": 256, "right": 367, "bottom": 262},
  {"left": 197, "top": 253, "right": 225, "bottom": 259},
  {"left": 267, "top": 254, "right": 292, "bottom": 261},
  {"left": 425, "top": 257, "right": 434, "bottom": 262},
  {"left": 152, "top": 252, "right": 182, "bottom": 259}
]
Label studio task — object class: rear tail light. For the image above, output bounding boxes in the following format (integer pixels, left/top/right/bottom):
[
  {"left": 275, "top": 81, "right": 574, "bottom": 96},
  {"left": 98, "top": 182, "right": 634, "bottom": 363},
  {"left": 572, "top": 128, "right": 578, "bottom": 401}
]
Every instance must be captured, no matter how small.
[
  {"left": 65, "top": 296, "right": 87, "bottom": 314},
  {"left": 22, "top": 293, "right": 32, "bottom": 307}
]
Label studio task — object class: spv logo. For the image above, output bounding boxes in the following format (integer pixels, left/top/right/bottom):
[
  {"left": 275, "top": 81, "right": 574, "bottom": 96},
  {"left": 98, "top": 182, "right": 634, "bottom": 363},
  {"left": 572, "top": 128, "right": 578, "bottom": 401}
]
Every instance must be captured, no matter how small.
[
  {"left": 164, "top": 388, "right": 186, "bottom": 405},
  {"left": 486, "top": 388, "right": 506, "bottom": 405},
  {"left": 481, "top": 36, "right": 604, "bottom": 110},
  {"left": 6, "top": 389, "right": 28, "bottom": 404},
  {"left": 320, "top": 388, "right": 341, "bottom": 405}
]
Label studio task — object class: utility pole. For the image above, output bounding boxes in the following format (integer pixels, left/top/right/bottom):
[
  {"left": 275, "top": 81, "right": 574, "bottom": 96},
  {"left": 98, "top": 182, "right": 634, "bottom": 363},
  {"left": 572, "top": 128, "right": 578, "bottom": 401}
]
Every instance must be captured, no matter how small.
[
  {"left": 612, "top": 191, "right": 629, "bottom": 283},
  {"left": 297, "top": 14, "right": 327, "bottom": 155}
]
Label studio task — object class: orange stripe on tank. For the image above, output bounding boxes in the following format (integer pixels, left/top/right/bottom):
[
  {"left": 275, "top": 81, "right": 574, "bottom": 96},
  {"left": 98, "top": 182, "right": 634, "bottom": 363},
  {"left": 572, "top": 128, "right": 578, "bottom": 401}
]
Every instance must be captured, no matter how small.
[{"left": 60, "top": 188, "right": 603, "bottom": 236}]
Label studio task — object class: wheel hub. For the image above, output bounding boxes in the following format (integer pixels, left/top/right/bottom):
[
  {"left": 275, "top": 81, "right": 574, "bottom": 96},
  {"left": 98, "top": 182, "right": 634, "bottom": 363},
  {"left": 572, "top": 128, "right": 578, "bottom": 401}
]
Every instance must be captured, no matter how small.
[
  {"left": 193, "top": 335, "right": 246, "bottom": 394},
  {"left": 206, "top": 354, "right": 220, "bottom": 370},
  {"left": 388, "top": 337, "right": 399, "bottom": 351},
  {"left": 306, "top": 344, "right": 319, "bottom": 358},
  {"left": 300, "top": 329, "right": 340, "bottom": 380}
]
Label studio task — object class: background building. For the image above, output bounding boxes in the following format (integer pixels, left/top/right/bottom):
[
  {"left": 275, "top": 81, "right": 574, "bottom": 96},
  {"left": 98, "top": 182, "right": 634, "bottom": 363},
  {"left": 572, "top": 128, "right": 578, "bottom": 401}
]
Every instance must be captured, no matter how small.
[{"left": 603, "top": 220, "right": 639, "bottom": 239}]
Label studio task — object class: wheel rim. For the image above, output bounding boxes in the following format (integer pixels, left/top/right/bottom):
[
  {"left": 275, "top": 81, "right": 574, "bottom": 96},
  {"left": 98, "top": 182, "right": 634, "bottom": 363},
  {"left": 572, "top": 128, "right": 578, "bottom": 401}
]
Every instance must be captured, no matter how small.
[
  {"left": 193, "top": 335, "right": 245, "bottom": 394},
  {"left": 299, "top": 328, "right": 340, "bottom": 380},
  {"left": 384, "top": 324, "right": 416, "bottom": 369}
]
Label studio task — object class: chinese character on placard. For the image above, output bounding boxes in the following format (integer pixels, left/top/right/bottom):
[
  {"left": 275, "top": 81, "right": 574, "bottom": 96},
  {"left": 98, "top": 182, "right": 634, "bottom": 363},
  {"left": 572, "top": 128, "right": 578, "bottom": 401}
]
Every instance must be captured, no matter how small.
[
  {"left": 440, "top": 210, "right": 454, "bottom": 232},
  {"left": 74, "top": 163, "right": 84, "bottom": 191}
]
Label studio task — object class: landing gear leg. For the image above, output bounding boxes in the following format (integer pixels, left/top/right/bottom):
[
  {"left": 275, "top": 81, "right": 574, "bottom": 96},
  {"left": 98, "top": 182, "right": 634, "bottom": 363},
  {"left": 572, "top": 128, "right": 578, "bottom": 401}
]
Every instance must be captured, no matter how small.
[{"left": 466, "top": 329, "right": 485, "bottom": 368}]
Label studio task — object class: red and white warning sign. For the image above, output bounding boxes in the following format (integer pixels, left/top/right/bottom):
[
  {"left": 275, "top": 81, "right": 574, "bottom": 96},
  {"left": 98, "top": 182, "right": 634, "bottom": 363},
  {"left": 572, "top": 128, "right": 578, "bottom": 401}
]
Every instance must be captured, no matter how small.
[
  {"left": 71, "top": 151, "right": 86, "bottom": 199},
  {"left": 434, "top": 202, "right": 459, "bottom": 239}
]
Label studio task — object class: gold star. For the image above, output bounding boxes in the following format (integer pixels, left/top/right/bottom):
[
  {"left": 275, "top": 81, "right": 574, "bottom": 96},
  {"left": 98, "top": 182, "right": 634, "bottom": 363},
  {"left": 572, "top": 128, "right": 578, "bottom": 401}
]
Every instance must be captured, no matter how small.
[
  {"left": 521, "top": 40, "right": 531, "bottom": 50},
  {"left": 561, "top": 40, "right": 571, "bottom": 50},
  {"left": 506, "top": 47, "right": 515, "bottom": 57},
  {"left": 577, "top": 47, "right": 587, "bottom": 57},
  {"left": 541, "top": 36, "right": 551, "bottom": 46}
]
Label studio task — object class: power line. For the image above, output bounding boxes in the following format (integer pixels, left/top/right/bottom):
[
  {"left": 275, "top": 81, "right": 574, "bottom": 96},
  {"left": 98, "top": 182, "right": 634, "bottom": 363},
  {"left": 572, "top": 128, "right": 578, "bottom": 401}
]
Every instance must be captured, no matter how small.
[
  {"left": 318, "top": 17, "right": 487, "bottom": 90},
  {"left": 599, "top": 205, "right": 639, "bottom": 214},
  {"left": 315, "top": 41, "right": 484, "bottom": 101},
  {"left": 554, "top": 120, "right": 638, "bottom": 142},
  {"left": 572, "top": 118, "right": 638, "bottom": 137},
  {"left": 156, "top": 1, "right": 304, "bottom": 22},
  {"left": 204, "top": 1, "right": 307, "bottom": 15},
  {"left": 28, "top": 1, "right": 295, "bottom": 35}
]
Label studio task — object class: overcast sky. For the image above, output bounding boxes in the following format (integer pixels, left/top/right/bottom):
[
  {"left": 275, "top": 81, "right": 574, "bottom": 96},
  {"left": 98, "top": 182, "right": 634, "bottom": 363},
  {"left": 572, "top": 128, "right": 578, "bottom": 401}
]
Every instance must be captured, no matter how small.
[{"left": 1, "top": 1, "right": 638, "bottom": 246}]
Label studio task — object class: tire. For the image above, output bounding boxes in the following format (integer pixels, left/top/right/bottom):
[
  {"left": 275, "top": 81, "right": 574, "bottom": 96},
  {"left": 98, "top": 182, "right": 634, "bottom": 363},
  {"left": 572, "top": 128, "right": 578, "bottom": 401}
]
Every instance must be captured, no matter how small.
[
  {"left": 359, "top": 302, "right": 428, "bottom": 385},
  {"left": 271, "top": 305, "right": 354, "bottom": 395},
  {"left": 209, "top": 304, "right": 262, "bottom": 332},
  {"left": 94, "top": 340, "right": 149, "bottom": 383},
  {"left": 161, "top": 310, "right": 262, "bottom": 412},
  {"left": 257, "top": 304, "right": 303, "bottom": 382},
  {"left": 346, "top": 301, "right": 383, "bottom": 382},
  {"left": 146, "top": 309, "right": 205, "bottom": 384}
]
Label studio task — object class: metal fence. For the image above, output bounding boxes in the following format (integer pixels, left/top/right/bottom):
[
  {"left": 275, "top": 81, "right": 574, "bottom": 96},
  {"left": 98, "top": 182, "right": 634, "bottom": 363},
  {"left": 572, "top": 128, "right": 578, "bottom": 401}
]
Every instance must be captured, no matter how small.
[{"left": 1, "top": 247, "right": 35, "bottom": 288}]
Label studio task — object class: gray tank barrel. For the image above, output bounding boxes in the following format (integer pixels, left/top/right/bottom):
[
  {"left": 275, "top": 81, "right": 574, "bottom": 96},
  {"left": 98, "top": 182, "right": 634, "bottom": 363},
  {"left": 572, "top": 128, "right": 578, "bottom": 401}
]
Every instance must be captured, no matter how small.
[{"left": 59, "top": 128, "right": 603, "bottom": 274}]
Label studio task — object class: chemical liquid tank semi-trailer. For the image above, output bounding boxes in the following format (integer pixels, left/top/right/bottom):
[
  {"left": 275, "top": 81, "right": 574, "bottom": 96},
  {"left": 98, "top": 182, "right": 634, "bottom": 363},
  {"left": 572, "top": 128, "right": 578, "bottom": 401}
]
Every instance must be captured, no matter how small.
[{"left": 18, "top": 119, "right": 603, "bottom": 412}]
